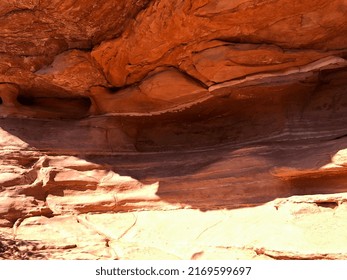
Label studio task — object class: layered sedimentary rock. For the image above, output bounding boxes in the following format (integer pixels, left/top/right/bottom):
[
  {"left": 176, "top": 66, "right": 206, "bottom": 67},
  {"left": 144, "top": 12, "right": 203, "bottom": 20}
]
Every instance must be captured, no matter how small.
[{"left": 1, "top": 0, "right": 347, "bottom": 259}]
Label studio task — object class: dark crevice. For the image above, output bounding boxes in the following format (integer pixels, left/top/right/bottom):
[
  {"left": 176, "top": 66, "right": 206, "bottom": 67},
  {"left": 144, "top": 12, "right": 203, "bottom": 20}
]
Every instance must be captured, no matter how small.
[
  {"left": 66, "top": 44, "right": 93, "bottom": 53},
  {"left": 0, "top": 97, "right": 2, "bottom": 105},
  {"left": 315, "top": 201, "right": 338, "bottom": 209},
  {"left": 1, "top": 8, "right": 37, "bottom": 18},
  {"left": 332, "top": 134, "right": 347, "bottom": 140},
  {"left": 108, "top": 86, "right": 123, "bottom": 93},
  {"left": 33, "top": 97, "right": 92, "bottom": 118},
  {"left": 15, "top": 94, "right": 92, "bottom": 119},
  {"left": 17, "top": 95, "right": 36, "bottom": 106}
]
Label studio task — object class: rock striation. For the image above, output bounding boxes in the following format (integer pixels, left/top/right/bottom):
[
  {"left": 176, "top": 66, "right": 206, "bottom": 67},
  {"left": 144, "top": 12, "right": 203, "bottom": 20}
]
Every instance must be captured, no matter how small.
[{"left": 0, "top": 0, "right": 347, "bottom": 259}]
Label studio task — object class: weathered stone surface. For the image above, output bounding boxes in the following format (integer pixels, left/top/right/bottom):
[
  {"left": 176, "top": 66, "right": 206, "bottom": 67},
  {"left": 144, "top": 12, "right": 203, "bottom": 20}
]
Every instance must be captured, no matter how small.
[
  {"left": 92, "top": 0, "right": 347, "bottom": 87},
  {"left": 0, "top": 0, "right": 150, "bottom": 100},
  {"left": 89, "top": 68, "right": 209, "bottom": 115},
  {"left": 0, "top": 0, "right": 347, "bottom": 260},
  {"left": 192, "top": 44, "right": 332, "bottom": 83},
  {"left": 35, "top": 50, "right": 109, "bottom": 96},
  {"left": 0, "top": 0, "right": 151, "bottom": 56}
]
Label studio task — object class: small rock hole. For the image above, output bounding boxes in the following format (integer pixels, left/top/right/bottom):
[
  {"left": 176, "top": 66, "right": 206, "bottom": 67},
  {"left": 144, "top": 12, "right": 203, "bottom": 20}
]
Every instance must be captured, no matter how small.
[
  {"left": 315, "top": 201, "right": 338, "bottom": 209},
  {"left": 0, "top": 97, "right": 2, "bottom": 104},
  {"left": 17, "top": 95, "right": 35, "bottom": 106}
]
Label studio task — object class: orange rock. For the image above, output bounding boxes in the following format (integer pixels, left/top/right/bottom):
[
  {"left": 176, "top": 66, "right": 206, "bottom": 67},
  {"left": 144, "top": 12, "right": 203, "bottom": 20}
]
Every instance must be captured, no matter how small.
[{"left": 1, "top": 0, "right": 347, "bottom": 260}]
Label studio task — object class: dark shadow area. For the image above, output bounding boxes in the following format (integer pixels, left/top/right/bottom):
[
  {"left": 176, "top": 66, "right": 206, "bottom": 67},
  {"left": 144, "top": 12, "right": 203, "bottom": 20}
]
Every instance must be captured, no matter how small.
[
  {"left": 16, "top": 94, "right": 92, "bottom": 119},
  {"left": 287, "top": 171, "right": 347, "bottom": 196},
  {"left": 0, "top": 234, "right": 45, "bottom": 260},
  {"left": 0, "top": 67, "right": 347, "bottom": 212},
  {"left": 17, "top": 95, "right": 36, "bottom": 106},
  {"left": 83, "top": 137, "right": 347, "bottom": 210},
  {"left": 315, "top": 201, "right": 338, "bottom": 209}
]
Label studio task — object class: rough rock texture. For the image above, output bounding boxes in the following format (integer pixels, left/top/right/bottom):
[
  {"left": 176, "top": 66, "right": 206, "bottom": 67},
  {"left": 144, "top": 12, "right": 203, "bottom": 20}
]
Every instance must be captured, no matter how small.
[{"left": 0, "top": 0, "right": 347, "bottom": 259}]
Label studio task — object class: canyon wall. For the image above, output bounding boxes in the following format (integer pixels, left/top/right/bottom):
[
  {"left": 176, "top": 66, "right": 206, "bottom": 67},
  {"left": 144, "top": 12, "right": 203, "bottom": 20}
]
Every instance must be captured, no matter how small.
[{"left": 1, "top": 0, "right": 347, "bottom": 259}]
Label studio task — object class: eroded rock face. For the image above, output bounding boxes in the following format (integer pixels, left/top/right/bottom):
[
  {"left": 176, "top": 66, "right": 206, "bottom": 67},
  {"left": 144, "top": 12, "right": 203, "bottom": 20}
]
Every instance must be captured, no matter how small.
[{"left": 0, "top": 0, "right": 347, "bottom": 259}]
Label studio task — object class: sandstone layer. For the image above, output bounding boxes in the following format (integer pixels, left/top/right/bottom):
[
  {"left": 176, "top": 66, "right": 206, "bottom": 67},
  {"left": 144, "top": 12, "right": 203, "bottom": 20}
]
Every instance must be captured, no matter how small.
[{"left": 0, "top": 0, "right": 347, "bottom": 260}]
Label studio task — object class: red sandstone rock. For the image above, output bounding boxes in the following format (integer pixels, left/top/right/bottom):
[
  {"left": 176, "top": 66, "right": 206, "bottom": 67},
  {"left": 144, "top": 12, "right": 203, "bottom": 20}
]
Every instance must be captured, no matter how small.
[{"left": 0, "top": 0, "right": 347, "bottom": 260}]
